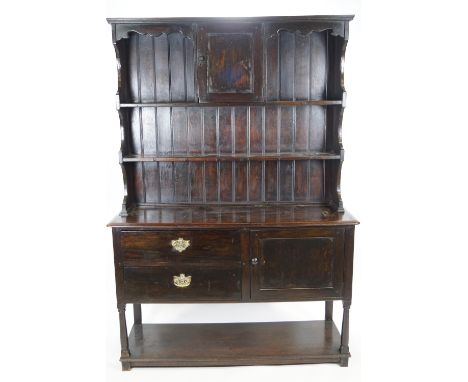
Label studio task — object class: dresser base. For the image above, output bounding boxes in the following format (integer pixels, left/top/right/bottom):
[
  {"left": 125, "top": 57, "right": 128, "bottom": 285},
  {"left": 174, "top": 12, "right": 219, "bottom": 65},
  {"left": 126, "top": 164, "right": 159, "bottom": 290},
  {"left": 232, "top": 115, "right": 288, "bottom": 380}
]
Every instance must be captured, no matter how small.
[{"left": 121, "top": 320, "right": 349, "bottom": 369}]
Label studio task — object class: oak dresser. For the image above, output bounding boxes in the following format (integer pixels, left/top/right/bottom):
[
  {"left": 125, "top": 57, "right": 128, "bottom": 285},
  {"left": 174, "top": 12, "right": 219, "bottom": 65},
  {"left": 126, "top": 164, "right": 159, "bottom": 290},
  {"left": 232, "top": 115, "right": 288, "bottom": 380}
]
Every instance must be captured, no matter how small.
[{"left": 107, "top": 15, "right": 358, "bottom": 370}]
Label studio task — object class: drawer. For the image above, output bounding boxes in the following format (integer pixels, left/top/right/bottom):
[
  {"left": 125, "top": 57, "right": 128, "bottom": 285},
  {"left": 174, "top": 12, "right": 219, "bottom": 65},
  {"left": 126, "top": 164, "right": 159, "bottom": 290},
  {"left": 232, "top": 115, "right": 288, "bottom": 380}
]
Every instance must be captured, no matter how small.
[
  {"left": 123, "top": 264, "right": 241, "bottom": 302},
  {"left": 120, "top": 230, "right": 240, "bottom": 264},
  {"left": 250, "top": 228, "right": 345, "bottom": 301}
]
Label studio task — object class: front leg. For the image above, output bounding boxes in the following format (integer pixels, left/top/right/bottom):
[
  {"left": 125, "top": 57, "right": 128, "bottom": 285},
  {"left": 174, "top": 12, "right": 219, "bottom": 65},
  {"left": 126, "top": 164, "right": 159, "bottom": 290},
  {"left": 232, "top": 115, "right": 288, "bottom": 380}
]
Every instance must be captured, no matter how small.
[
  {"left": 339, "top": 300, "right": 351, "bottom": 366},
  {"left": 118, "top": 304, "right": 131, "bottom": 370}
]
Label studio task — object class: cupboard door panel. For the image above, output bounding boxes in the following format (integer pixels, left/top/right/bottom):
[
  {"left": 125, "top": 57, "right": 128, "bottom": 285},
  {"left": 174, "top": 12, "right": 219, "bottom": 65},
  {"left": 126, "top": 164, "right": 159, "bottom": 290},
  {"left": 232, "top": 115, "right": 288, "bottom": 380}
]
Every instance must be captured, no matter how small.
[
  {"left": 197, "top": 23, "right": 263, "bottom": 102},
  {"left": 250, "top": 228, "right": 344, "bottom": 301}
]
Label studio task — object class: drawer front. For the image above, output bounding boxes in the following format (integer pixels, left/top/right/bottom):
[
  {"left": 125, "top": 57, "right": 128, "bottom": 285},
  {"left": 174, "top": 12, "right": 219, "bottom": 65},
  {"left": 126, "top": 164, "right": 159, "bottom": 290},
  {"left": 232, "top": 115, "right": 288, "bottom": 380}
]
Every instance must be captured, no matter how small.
[
  {"left": 250, "top": 228, "right": 345, "bottom": 301},
  {"left": 120, "top": 230, "right": 240, "bottom": 265},
  {"left": 123, "top": 265, "right": 241, "bottom": 302}
]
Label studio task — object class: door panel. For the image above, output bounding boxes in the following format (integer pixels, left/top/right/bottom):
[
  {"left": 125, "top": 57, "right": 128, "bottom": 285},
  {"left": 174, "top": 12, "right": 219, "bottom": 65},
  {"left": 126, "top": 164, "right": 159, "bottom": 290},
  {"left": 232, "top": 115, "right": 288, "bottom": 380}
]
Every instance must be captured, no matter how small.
[
  {"left": 197, "top": 23, "right": 263, "bottom": 102},
  {"left": 250, "top": 228, "right": 345, "bottom": 301}
]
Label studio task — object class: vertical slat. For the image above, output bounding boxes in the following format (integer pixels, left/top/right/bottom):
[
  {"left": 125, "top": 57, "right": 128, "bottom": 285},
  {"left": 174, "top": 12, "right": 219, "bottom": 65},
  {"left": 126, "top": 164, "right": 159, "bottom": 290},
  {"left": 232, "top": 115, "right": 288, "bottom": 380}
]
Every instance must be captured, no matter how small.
[
  {"left": 128, "top": 34, "right": 139, "bottom": 102},
  {"left": 310, "top": 32, "right": 327, "bottom": 99},
  {"left": 188, "top": 109, "right": 202, "bottom": 154},
  {"left": 231, "top": 108, "right": 236, "bottom": 201},
  {"left": 171, "top": 107, "right": 187, "bottom": 154},
  {"left": 205, "top": 162, "right": 217, "bottom": 202},
  {"left": 249, "top": 106, "right": 263, "bottom": 153},
  {"left": 294, "top": 160, "right": 308, "bottom": 201},
  {"left": 168, "top": 34, "right": 185, "bottom": 101},
  {"left": 279, "top": 161, "right": 293, "bottom": 201},
  {"left": 219, "top": 108, "right": 231, "bottom": 154},
  {"left": 139, "top": 35, "right": 156, "bottom": 101},
  {"left": 235, "top": 107, "right": 248, "bottom": 154},
  {"left": 185, "top": 37, "right": 195, "bottom": 101},
  {"left": 310, "top": 160, "right": 324, "bottom": 201},
  {"left": 132, "top": 162, "right": 144, "bottom": 203},
  {"left": 219, "top": 162, "right": 232, "bottom": 202},
  {"left": 203, "top": 108, "right": 217, "bottom": 154},
  {"left": 174, "top": 162, "right": 188, "bottom": 202},
  {"left": 159, "top": 161, "right": 174, "bottom": 203},
  {"left": 279, "top": 32, "right": 294, "bottom": 99},
  {"left": 129, "top": 109, "right": 141, "bottom": 155},
  {"left": 295, "top": 33, "right": 310, "bottom": 100},
  {"left": 265, "top": 161, "right": 277, "bottom": 201},
  {"left": 266, "top": 32, "right": 279, "bottom": 101},
  {"left": 189, "top": 162, "right": 203, "bottom": 202},
  {"left": 235, "top": 161, "right": 247, "bottom": 202},
  {"left": 144, "top": 161, "right": 160, "bottom": 203},
  {"left": 249, "top": 161, "right": 262, "bottom": 202}
]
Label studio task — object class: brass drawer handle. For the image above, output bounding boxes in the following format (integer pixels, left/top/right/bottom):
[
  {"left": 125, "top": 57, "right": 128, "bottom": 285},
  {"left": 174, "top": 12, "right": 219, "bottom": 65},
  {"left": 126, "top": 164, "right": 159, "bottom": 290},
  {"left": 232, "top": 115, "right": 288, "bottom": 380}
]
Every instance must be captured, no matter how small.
[
  {"left": 171, "top": 238, "right": 190, "bottom": 253},
  {"left": 173, "top": 273, "right": 191, "bottom": 288}
]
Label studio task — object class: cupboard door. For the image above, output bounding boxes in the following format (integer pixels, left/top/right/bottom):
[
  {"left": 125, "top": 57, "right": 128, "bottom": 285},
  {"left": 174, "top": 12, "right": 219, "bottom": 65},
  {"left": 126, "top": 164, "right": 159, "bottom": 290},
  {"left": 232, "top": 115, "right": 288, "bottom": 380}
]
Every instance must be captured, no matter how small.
[
  {"left": 197, "top": 23, "right": 263, "bottom": 102},
  {"left": 250, "top": 228, "right": 345, "bottom": 301}
]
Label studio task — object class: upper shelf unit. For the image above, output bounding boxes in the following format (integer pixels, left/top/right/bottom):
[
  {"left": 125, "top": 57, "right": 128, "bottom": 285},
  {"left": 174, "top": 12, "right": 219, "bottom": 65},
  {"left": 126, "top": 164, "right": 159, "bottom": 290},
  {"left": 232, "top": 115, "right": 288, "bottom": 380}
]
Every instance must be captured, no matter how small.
[
  {"left": 109, "top": 16, "right": 351, "bottom": 213},
  {"left": 112, "top": 18, "right": 348, "bottom": 106}
]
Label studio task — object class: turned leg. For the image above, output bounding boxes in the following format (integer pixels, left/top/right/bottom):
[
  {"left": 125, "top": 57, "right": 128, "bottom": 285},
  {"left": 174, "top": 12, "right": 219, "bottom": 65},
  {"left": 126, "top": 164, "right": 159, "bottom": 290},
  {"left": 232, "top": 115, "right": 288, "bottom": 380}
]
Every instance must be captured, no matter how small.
[
  {"left": 118, "top": 304, "right": 131, "bottom": 370},
  {"left": 339, "top": 301, "right": 351, "bottom": 367},
  {"left": 133, "top": 304, "right": 142, "bottom": 325},
  {"left": 325, "top": 301, "right": 333, "bottom": 321}
]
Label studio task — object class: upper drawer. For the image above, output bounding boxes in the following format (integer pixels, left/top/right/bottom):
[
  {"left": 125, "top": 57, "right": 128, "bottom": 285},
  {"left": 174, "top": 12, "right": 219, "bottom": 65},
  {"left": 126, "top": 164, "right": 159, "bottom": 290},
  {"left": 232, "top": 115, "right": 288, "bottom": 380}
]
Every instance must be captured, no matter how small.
[{"left": 119, "top": 230, "right": 241, "bottom": 264}]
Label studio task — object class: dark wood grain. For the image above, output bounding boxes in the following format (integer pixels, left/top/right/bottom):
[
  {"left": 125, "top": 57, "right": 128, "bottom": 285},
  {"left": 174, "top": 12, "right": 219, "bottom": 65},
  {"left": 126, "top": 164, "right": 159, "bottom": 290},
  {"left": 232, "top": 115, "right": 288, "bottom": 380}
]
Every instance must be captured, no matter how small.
[
  {"left": 120, "top": 229, "right": 241, "bottom": 260},
  {"left": 108, "top": 205, "right": 358, "bottom": 228},
  {"left": 109, "top": 15, "right": 356, "bottom": 370},
  {"left": 123, "top": 265, "right": 241, "bottom": 302},
  {"left": 198, "top": 23, "right": 263, "bottom": 102},
  {"left": 123, "top": 321, "right": 346, "bottom": 367},
  {"left": 250, "top": 228, "right": 344, "bottom": 301},
  {"left": 115, "top": 22, "right": 343, "bottom": 209}
]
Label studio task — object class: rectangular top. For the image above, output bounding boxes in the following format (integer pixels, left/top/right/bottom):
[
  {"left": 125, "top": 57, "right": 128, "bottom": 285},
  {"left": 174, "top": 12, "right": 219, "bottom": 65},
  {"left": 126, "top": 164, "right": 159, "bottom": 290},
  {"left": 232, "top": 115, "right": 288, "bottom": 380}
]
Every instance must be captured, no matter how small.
[
  {"left": 107, "top": 15, "right": 354, "bottom": 24},
  {"left": 108, "top": 206, "right": 359, "bottom": 228}
]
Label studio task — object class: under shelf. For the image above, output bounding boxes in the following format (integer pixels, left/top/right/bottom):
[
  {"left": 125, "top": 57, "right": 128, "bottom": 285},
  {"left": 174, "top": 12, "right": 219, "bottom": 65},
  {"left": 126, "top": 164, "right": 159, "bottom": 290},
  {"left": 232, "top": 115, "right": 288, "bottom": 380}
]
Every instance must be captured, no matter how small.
[
  {"left": 122, "top": 152, "right": 341, "bottom": 162},
  {"left": 119, "top": 99, "right": 342, "bottom": 108},
  {"left": 123, "top": 321, "right": 346, "bottom": 367}
]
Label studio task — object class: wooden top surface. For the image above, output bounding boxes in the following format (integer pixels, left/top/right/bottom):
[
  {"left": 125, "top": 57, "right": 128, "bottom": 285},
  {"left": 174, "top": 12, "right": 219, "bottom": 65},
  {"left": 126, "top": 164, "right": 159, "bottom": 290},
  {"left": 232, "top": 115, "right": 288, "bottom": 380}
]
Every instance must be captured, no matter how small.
[
  {"left": 108, "top": 205, "right": 359, "bottom": 228},
  {"left": 107, "top": 15, "right": 354, "bottom": 24}
]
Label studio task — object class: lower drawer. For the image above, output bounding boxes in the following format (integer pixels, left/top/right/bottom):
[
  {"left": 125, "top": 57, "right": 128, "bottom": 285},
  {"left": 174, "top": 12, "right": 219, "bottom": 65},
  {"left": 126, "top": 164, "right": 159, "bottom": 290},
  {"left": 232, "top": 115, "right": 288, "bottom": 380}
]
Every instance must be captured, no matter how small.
[{"left": 123, "top": 265, "right": 242, "bottom": 302}]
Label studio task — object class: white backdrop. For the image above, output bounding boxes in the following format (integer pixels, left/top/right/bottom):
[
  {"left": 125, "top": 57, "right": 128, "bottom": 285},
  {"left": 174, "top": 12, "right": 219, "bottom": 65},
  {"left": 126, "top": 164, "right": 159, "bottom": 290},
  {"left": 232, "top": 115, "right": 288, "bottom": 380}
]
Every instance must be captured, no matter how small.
[{"left": 1, "top": 1, "right": 467, "bottom": 381}]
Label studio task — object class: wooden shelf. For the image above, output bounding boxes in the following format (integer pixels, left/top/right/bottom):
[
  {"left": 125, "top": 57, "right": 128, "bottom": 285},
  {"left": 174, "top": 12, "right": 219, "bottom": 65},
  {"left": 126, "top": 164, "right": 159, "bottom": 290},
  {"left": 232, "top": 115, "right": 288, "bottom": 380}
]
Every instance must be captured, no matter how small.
[
  {"left": 119, "top": 100, "right": 342, "bottom": 108},
  {"left": 122, "top": 152, "right": 341, "bottom": 163},
  {"left": 123, "top": 321, "right": 346, "bottom": 367},
  {"left": 108, "top": 205, "right": 359, "bottom": 228}
]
